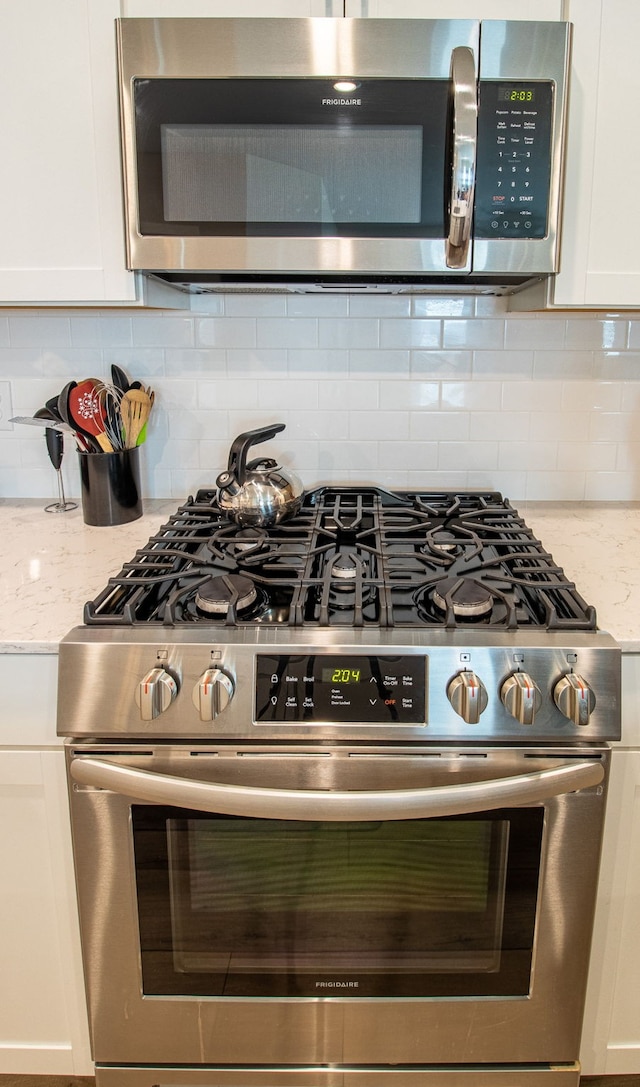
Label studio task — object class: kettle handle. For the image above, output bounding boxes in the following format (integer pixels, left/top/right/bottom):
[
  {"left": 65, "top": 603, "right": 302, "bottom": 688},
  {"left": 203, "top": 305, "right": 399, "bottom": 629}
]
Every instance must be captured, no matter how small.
[{"left": 224, "top": 423, "right": 286, "bottom": 486}]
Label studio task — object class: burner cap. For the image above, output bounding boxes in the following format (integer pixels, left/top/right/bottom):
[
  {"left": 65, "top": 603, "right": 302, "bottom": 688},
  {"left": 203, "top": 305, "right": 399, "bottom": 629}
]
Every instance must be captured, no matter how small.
[
  {"left": 427, "top": 529, "right": 460, "bottom": 555},
  {"left": 195, "top": 574, "right": 257, "bottom": 616},
  {"left": 432, "top": 576, "right": 494, "bottom": 618},
  {"left": 331, "top": 551, "right": 359, "bottom": 580},
  {"left": 231, "top": 527, "right": 267, "bottom": 553}
]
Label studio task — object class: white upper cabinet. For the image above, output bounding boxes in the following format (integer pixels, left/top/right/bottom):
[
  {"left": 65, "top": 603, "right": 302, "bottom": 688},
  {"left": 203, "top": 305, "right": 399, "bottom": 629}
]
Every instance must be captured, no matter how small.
[
  {"left": 0, "top": 0, "right": 139, "bottom": 305},
  {"left": 345, "top": 1, "right": 563, "bottom": 18},
  {"left": 550, "top": 0, "right": 640, "bottom": 307}
]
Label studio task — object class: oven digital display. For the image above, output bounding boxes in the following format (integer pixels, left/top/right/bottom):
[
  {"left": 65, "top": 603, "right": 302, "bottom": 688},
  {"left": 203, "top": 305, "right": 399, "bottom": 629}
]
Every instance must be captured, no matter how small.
[{"left": 255, "top": 654, "right": 426, "bottom": 725}]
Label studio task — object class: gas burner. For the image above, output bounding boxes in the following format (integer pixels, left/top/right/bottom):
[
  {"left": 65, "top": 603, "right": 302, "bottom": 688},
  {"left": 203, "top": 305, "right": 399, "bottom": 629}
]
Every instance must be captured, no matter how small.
[
  {"left": 330, "top": 550, "right": 360, "bottom": 582},
  {"left": 432, "top": 576, "right": 494, "bottom": 619},
  {"left": 423, "top": 525, "right": 483, "bottom": 564},
  {"left": 195, "top": 574, "right": 258, "bottom": 616}
]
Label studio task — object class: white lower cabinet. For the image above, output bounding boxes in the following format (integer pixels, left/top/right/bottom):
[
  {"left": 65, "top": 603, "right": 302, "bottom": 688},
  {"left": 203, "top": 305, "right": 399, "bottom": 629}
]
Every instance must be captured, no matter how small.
[
  {"left": 0, "top": 748, "right": 92, "bottom": 1075},
  {"left": 580, "top": 653, "right": 640, "bottom": 1074},
  {"left": 0, "top": 653, "right": 92, "bottom": 1076}
]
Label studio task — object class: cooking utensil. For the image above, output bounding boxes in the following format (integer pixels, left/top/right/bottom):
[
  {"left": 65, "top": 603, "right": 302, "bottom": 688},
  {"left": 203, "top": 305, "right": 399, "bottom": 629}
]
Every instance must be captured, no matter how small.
[
  {"left": 33, "top": 408, "right": 78, "bottom": 513},
  {"left": 10, "top": 414, "right": 70, "bottom": 431},
  {"left": 216, "top": 423, "right": 304, "bottom": 527},
  {"left": 68, "top": 379, "right": 114, "bottom": 453},
  {"left": 121, "top": 388, "right": 152, "bottom": 448},
  {"left": 110, "top": 364, "right": 131, "bottom": 393},
  {"left": 56, "top": 380, "right": 94, "bottom": 452}
]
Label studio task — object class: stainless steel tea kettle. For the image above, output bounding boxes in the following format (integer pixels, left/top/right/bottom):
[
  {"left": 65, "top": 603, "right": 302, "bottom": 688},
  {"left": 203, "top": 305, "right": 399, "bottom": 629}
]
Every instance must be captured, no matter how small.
[{"left": 216, "top": 423, "right": 304, "bottom": 527}]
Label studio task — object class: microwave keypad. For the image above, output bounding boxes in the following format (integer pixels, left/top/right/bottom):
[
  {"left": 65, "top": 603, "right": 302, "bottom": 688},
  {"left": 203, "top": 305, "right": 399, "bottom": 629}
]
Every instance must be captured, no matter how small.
[{"left": 474, "top": 82, "right": 553, "bottom": 239}]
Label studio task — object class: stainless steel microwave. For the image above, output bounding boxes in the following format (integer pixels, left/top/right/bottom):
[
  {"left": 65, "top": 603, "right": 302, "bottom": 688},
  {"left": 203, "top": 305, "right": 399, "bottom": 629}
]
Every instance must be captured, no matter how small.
[{"left": 116, "top": 17, "right": 571, "bottom": 295}]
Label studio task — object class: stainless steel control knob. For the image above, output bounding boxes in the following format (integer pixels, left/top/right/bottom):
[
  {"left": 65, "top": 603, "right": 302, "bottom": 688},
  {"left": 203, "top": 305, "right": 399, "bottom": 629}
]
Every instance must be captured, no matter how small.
[
  {"left": 553, "top": 673, "right": 596, "bottom": 726},
  {"left": 447, "top": 671, "right": 488, "bottom": 724},
  {"left": 135, "top": 667, "right": 178, "bottom": 721},
  {"left": 192, "top": 668, "right": 235, "bottom": 721},
  {"left": 500, "top": 672, "right": 542, "bottom": 725}
]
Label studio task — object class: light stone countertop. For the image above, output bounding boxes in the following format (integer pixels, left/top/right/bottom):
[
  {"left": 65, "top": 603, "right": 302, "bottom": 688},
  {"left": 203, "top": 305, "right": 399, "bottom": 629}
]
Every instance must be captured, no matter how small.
[{"left": 1, "top": 497, "right": 639, "bottom": 653}]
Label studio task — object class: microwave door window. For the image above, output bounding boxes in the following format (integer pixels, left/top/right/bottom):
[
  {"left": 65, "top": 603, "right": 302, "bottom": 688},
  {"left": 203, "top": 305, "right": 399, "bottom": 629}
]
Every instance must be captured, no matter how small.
[
  {"left": 133, "top": 808, "right": 543, "bottom": 999},
  {"left": 160, "top": 124, "right": 423, "bottom": 227},
  {"left": 133, "top": 79, "right": 449, "bottom": 239}
]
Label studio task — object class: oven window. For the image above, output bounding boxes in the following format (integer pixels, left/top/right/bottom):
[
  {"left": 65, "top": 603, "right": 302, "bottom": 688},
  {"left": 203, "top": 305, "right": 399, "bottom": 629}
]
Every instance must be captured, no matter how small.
[{"left": 133, "top": 808, "right": 543, "bottom": 998}]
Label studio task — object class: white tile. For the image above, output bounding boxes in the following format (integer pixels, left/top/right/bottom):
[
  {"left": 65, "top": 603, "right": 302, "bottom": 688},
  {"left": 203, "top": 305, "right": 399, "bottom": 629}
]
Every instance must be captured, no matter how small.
[
  {"left": 350, "top": 411, "right": 409, "bottom": 442},
  {"left": 525, "top": 471, "right": 586, "bottom": 500},
  {"left": 412, "top": 297, "right": 475, "bottom": 318},
  {"left": 258, "top": 379, "right": 319, "bottom": 410},
  {"left": 318, "top": 440, "right": 377, "bottom": 474},
  {"left": 153, "top": 439, "right": 201, "bottom": 470},
  {"left": 380, "top": 319, "right": 440, "bottom": 349},
  {"left": 318, "top": 380, "right": 379, "bottom": 410},
  {"left": 288, "top": 349, "right": 349, "bottom": 376},
  {"left": 501, "top": 380, "right": 557, "bottom": 412},
  {"left": 349, "top": 349, "right": 410, "bottom": 377},
  {"left": 443, "top": 319, "right": 503, "bottom": 350},
  {"left": 472, "top": 350, "right": 533, "bottom": 379},
  {"left": 287, "top": 295, "right": 348, "bottom": 318},
  {"left": 132, "top": 316, "right": 194, "bottom": 348},
  {"left": 564, "top": 318, "right": 628, "bottom": 350},
  {"left": 560, "top": 380, "right": 622, "bottom": 412},
  {"left": 197, "top": 318, "right": 257, "bottom": 349},
  {"left": 557, "top": 442, "right": 617, "bottom": 472},
  {"left": 585, "top": 472, "right": 639, "bottom": 500},
  {"left": 226, "top": 348, "right": 287, "bottom": 375},
  {"left": 198, "top": 379, "right": 259, "bottom": 410},
  {"left": 592, "top": 351, "right": 640, "bottom": 379},
  {"left": 407, "top": 469, "right": 469, "bottom": 489},
  {"left": 589, "top": 412, "right": 637, "bottom": 443},
  {"left": 9, "top": 315, "right": 71, "bottom": 348},
  {"left": 320, "top": 318, "right": 378, "bottom": 349},
  {"left": 533, "top": 350, "right": 595, "bottom": 379},
  {"left": 469, "top": 411, "right": 529, "bottom": 442},
  {"left": 410, "top": 411, "right": 469, "bottom": 441},
  {"left": 377, "top": 441, "right": 438, "bottom": 471},
  {"left": 438, "top": 441, "right": 498, "bottom": 471},
  {"left": 164, "top": 349, "right": 226, "bottom": 376},
  {"left": 529, "top": 411, "right": 589, "bottom": 443},
  {"left": 441, "top": 381, "right": 501, "bottom": 411},
  {"left": 504, "top": 318, "right": 565, "bottom": 350},
  {"left": 349, "top": 295, "right": 411, "bottom": 318},
  {"left": 0, "top": 317, "right": 9, "bottom": 348},
  {"left": 468, "top": 470, "right": 527, "bottom": 499},
  {"left": 498, "top": 442, "right": 557, "bottom": 471},
  {"left": 410, "top": 350, "right": 472, "bottom": 378},
  {"left": 257, "top": 318, "right": 318, "bottom": 350},
  {"left": 286, "top": 412, "right": 349, "bottom": 441},
  {"left": 102, "top": 348, "right": 165, "bottom": 377},
  {"left": 379, "top": 380, "right": 438, "bottom": 409},
  {"left": 168, "top": 409, "right": 228, "bottom": 440},
  {"left": 615, "top": 442, "right": 640, "bottom": 471},
  {"left": 224, "top": 295, "right": 287, "bottom": 317}
]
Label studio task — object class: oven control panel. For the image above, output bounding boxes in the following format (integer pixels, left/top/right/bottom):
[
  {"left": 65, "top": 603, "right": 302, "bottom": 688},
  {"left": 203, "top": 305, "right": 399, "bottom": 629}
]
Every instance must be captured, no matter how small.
[{"left": 256, "top": 654, "right": 426, "bottom": 725}]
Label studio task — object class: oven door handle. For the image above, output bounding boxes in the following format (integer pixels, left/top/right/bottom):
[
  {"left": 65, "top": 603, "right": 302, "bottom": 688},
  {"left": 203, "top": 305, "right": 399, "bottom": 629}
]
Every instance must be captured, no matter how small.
[{"left": 69, "top": 757, "right": 604, "bottom": 821}]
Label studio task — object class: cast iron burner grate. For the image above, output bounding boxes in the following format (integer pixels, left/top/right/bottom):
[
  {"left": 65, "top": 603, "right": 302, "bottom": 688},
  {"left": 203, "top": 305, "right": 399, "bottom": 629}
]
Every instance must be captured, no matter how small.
[{"left": 83, "top": 488, "right": 597, "bottom": 632}]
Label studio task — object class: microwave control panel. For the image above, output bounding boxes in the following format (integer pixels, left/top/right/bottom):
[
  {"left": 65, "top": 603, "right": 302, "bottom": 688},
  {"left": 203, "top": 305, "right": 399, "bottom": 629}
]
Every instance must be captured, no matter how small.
[{"left": 474, "top": 81, "right": 554, "bottom": 239}]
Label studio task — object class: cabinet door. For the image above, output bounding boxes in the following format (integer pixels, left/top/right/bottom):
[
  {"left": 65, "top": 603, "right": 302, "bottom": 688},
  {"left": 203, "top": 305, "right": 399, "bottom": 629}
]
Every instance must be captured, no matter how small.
[
  {"left": 346, "top": 1, "right": 563, "bottom": 17},
  {"left": 0, "top": 750, "right": 92, "bottom": 1074},
  {"left": 0, "top": 0, "right": 137, "bottom": 304},
  {"left": 581, "top": 747, "right": 640, "bottom": 1074},
  {"left": 122, "top": 1, "right": 343, "bottom": 14},
  {"left": 552, "top": 0, "right": 640, "bottom": 307}
]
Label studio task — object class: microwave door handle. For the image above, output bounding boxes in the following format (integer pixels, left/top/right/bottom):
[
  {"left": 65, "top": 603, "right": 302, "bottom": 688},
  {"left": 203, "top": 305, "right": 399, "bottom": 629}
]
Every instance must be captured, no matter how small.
[
  {"left": 446, "top": 45, "right": 478, "bottom": 270},
  {"left": 70, "top": 757, "right": 604, "bottom": 821}
]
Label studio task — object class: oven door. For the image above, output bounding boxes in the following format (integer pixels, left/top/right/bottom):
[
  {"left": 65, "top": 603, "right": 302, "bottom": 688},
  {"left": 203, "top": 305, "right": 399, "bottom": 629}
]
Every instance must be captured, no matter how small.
[{"left": 66, "top": 743, "right": 608, "bottom": 1068}]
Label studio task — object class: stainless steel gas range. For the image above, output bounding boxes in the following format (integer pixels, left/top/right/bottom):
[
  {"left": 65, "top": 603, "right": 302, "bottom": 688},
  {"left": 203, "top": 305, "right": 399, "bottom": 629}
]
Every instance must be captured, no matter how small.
[{"left": 57, "top": 487, "right": 621, "bottom": 1087}]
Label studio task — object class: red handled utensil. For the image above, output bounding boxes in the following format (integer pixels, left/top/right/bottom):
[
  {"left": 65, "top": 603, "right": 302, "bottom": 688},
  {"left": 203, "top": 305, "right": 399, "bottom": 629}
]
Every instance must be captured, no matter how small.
[{"left": 68, "top": 379, "right": 114, "bottom": 453}]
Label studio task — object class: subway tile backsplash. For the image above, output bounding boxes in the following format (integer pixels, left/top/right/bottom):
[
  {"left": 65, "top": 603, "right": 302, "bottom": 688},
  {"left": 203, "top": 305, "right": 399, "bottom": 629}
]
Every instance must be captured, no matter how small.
[{"left": 1, "top": 295, "right": 640, "bottom": 503}]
